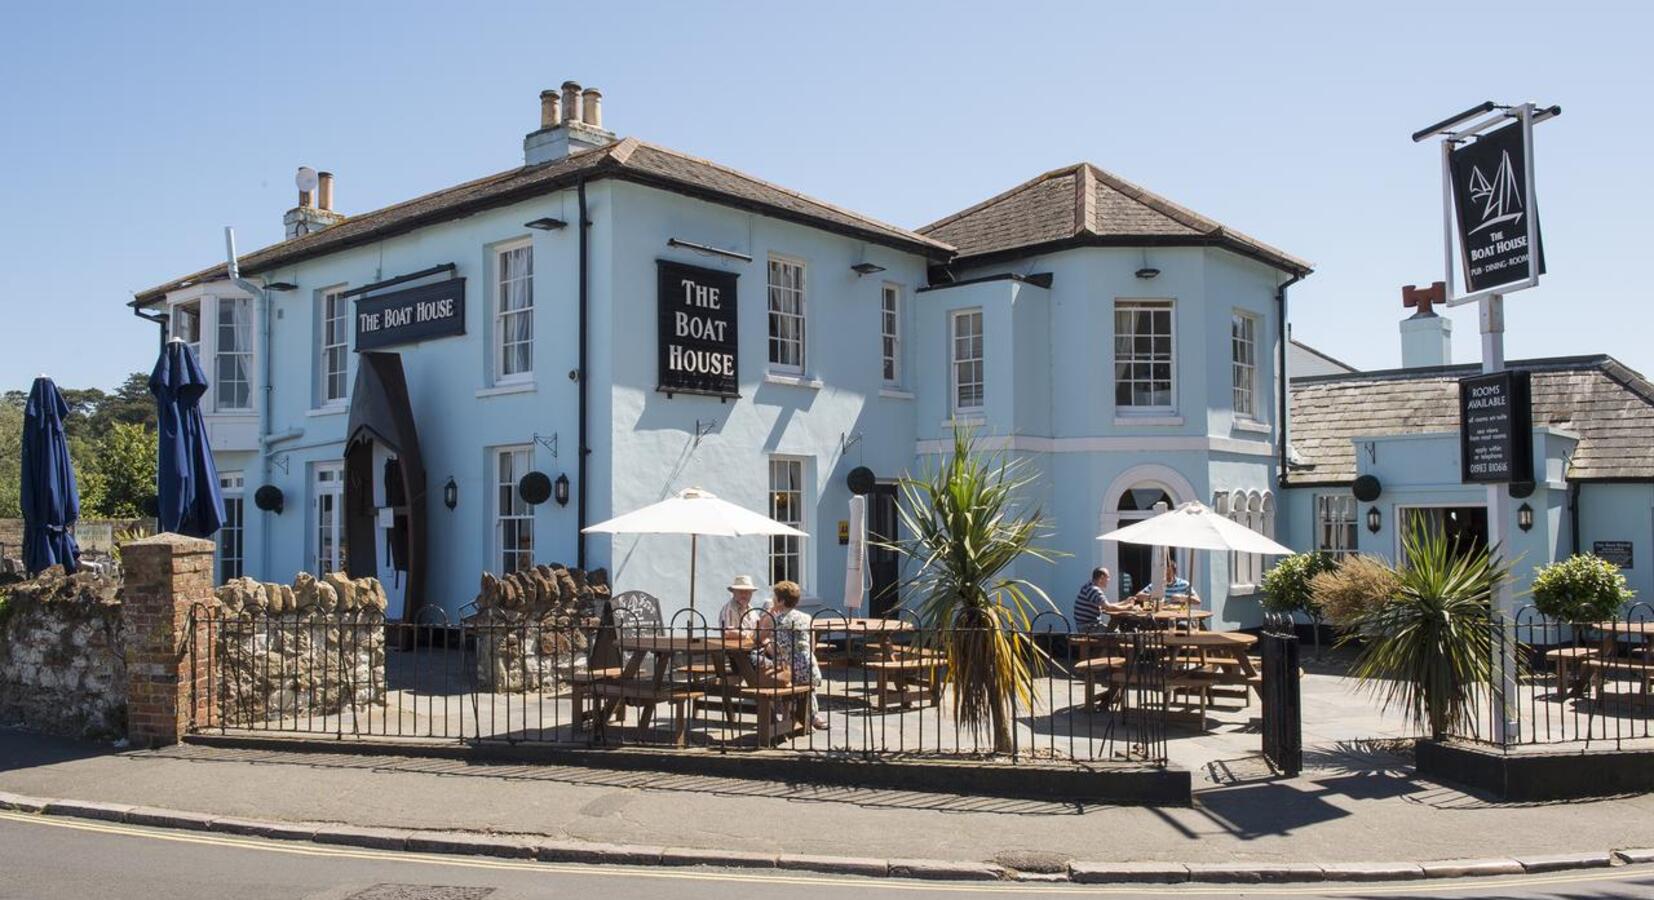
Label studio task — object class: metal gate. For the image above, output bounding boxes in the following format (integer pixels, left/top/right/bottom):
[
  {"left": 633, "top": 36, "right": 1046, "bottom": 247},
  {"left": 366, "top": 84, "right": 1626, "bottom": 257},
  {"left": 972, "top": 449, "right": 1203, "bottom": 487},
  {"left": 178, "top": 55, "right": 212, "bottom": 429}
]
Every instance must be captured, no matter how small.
[{"left": 1259, "top": 612, "right": 1303, "bottom": 775}]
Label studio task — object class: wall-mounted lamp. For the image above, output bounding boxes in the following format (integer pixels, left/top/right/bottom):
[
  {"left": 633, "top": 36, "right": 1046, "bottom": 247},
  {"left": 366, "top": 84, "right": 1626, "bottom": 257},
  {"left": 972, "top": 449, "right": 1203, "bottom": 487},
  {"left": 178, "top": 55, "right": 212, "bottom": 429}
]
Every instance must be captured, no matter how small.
[
  {"left": 443, "top": 477, "right": 458, "bottom": 510},
  {"left": 851, "top": 262, "right": 886, "bottom": 276},
  {"left": 525, "top": 217, "right": 567, "bottom": 230},
  {"left": 554, "top": 473, "right": 571, "bottom": 507},
  {"left": 1366, "top": 506, "right": 1382, "bottom": 534},
  {"left": 1134, "top": 267, "right": 1161, "bottom": 279},
  {"left": 1517, "top": 502, "right": 1534, "bottom": 532},
  {"left": 263, "top": 281, "right": 299, "bottom": 292}
]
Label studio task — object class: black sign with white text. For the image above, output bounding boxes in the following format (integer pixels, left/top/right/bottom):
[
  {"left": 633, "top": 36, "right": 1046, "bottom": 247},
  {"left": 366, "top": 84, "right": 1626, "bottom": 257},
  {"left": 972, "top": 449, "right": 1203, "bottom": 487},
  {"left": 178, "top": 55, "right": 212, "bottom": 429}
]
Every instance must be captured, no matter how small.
[
  {"left": 657, "top": 260, "right": 739, "bottom": 398},
  {"left": 1459, "top": 370, "right": 1533, "bottom": 484},
  {"left": 1594, "top": 541, "right": 1634, "bottom": 570},
  {"left": 1450, "top": 121, "right": 1546, "bottom": 293},
  {"left": 355, "top": 278, "right": 466, "bottom": 351}
]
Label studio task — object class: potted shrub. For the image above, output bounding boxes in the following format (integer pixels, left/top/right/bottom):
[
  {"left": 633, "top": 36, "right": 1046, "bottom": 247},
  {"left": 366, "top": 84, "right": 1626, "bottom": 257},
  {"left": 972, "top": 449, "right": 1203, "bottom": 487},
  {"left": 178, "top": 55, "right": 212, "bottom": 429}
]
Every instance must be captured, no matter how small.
[
  {"left": 1261, "top": 551, "right": 1338, "bottom": 652},
  {"left": 887, "top": 426, "right": 1062, "bottom": 754},
  {"left": 1530, "top": 554, "right": 1635, "bottom": 623},
  {"left": 1340, "top": 520, "right": 1509, "bottom": 740},
  {"left": 1313, "top": 554, "right": 1400, "bottom": 634}
]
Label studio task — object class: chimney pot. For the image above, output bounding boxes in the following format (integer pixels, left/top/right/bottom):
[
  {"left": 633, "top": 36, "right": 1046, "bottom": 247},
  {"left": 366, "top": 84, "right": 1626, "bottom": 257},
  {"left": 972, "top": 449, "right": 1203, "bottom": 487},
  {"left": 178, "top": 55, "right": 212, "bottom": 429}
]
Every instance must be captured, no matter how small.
[
  {"left": 540, "top": 89, "right": 561, "bottom": 129},
  {"left": 317, "top": 172, "right": 335, "bottom": 212},
  {"left": 298, "top": 189, "right": 312, "bottom": 209},
  {"left": 561, "top": 81, "right": 583, "bottom": 127},
  {"left": 581, "top": 88, "right": 602, "bottom": 127}
]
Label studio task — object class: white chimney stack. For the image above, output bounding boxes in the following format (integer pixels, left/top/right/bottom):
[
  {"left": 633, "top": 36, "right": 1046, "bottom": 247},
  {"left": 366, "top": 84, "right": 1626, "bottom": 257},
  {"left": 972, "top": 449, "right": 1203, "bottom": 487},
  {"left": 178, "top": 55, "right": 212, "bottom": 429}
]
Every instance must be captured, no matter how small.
[
  {"left": 1399, "top": 282, "right": 1452, "bottom": 369},
  {"left": 284, "top": 166, "right": 345, "bottom": 240},
  {"left": 524, "top": 81, "right": 617, "bottom": 166}
]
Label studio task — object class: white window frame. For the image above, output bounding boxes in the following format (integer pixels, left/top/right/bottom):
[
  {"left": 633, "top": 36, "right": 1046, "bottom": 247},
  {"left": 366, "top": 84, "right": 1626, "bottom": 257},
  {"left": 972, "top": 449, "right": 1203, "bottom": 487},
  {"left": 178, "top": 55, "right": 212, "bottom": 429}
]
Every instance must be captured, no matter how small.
[
  {"left": 767, "top": 255, "right": 807, "bottom": 375},
  {"left": 1223, "top": 489, "right": 1273, "bottom": 590},
  {"left": 212, "top": 297, "right": 253, "bottom": 413},
  {"left": 880, "top": 283, "right": 902, "bottom": 387},
  {"left": 494, "top": 238, "right": 535, "bottom": 384},
  {"left": 171, "top": 300, "right": 202, "bottom": 362},
  {"left": 1231, "top": 310, "right": 1259, "bottom": 421},
  {"left": 494, "top": 445, "right": 535, "bottom": 574},
  {"left": 768, "top": 456, "right": 807, "bottom": 588},
  {"left": 1113, "top": 299, "right": 1177, "bottom": 413},
  {"left": 950, "top": 308, "right": 985, "bottom": 416},
  {"left": 217, "top": 472, "right": 245, "bottom": 583},
  {"left": 313, "top": 462, "right": 346, "bottom": 575},
  {"left": 319, "top": 287, "right": 350, "bottom": 407},
  {"left": 1316, "top": 494, "right": 1358, "bottom": 558}
]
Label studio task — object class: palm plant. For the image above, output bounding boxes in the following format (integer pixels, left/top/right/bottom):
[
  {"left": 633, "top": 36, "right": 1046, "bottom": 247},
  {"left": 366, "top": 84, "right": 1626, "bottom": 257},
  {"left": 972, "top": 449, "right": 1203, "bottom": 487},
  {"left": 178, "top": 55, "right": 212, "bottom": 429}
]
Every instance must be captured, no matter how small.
[
  {"left": 886, "top": 426, "right": 1062, "bottom": 754},
  {"left": 1340, "top": 519, "right": 1510, "bottom": 740}
]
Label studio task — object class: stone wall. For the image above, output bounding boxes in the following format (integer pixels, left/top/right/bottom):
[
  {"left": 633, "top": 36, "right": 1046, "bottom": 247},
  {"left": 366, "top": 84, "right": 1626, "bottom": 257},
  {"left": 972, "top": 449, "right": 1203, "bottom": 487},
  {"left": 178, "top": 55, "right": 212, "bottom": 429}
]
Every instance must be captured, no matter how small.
[
  {"left": 466, "top": 565, "right": 608, "bottom": 691},
  {"left": 211, "top": 574, "right": 388, "bottom": 725},
  {"left": 0, "top": 518, "right": 153, "bottom": 565},
  {"left": 0, "top": 569, "right": 125, "bottom": 739}
]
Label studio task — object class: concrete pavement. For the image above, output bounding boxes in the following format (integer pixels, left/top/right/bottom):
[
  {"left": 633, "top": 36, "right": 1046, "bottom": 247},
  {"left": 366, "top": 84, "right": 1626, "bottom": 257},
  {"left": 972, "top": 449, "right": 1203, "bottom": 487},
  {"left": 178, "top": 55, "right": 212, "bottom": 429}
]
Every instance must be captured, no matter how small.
[
  {"left": 2, "top": 728, "right": 1653, "bottom": 881},
  {"left": 3, "top": 812, "right": 1653, "bottom": 899}
]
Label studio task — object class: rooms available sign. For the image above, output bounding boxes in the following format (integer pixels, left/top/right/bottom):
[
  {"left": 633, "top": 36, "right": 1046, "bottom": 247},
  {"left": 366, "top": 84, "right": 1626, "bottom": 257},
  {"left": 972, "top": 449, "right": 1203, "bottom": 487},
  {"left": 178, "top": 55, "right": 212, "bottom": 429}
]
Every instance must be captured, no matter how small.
[
  {"left": 1450, "top": 121, "right": 1546, "bottom": 293},
  {"left": 657, "top": 260, "right": 739, "bottom": 398},
  {"left": 355, "top": 278, "right": 466, "bottom": 351},
  {"left": 1458, "top": 370, "right": 1533, "bottom": 484}
]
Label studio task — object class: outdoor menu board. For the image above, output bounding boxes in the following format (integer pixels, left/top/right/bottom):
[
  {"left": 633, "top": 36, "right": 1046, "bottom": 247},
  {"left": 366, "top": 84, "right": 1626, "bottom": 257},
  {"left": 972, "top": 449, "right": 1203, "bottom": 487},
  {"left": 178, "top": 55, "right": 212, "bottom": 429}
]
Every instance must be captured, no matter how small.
[
  {"left": 1458, "top": 370, "right": 1533, "bottom": 484},
  {"left": 657, "top": 259, "right": 740, "bottom": 399}
]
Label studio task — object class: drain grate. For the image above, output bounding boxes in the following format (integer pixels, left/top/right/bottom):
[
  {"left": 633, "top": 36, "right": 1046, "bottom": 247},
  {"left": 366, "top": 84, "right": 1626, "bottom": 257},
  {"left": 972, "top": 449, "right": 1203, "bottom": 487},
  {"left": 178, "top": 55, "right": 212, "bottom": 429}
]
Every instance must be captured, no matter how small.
[{"left": 345, "top": 885, "right": 495, "bottom": 900}]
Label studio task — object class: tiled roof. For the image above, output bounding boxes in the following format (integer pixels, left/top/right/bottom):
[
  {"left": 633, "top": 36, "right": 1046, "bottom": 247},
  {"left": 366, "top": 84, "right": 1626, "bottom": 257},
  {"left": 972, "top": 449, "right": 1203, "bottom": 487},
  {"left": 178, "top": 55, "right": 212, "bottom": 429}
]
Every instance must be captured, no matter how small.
[
  {"left": 918, "top": 163, "right": 1312, "bottom": 275},
  {"left": 1287, "top": 355, "right": 1654, "bottom": 483},
  {"left": 134, "top": 138, "right": 953, "bottom": 305}
]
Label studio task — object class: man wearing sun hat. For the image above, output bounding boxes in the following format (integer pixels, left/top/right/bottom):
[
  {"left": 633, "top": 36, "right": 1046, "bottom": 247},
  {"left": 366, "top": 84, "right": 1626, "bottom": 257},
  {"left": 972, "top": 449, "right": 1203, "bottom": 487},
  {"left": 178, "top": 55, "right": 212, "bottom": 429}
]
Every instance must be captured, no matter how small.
[{"left": 718, "top": 574, "right": 768, "bottom": 641}]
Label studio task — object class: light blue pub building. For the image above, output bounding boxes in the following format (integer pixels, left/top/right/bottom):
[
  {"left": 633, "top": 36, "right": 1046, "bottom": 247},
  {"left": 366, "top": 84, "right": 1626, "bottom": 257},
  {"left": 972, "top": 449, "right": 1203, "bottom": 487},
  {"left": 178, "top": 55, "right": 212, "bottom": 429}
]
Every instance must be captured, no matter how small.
[{"left": 129, "top": 83, "right": 1651, "bottom": 627}]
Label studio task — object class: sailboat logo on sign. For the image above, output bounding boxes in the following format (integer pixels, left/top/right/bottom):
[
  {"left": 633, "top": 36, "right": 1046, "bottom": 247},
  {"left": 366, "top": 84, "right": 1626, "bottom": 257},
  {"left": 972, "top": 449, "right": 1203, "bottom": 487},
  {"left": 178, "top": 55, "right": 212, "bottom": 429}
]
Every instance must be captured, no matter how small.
[{"left": 1466, "top": 150, "right": 1524, "bottom": 235}]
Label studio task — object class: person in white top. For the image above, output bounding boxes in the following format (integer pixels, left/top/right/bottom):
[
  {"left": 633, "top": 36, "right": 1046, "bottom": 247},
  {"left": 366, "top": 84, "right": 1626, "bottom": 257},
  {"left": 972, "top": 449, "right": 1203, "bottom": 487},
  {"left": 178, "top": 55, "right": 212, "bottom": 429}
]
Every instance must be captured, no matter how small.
[{"left": 718, "top": 574, "right": 767, "bottom": 641}]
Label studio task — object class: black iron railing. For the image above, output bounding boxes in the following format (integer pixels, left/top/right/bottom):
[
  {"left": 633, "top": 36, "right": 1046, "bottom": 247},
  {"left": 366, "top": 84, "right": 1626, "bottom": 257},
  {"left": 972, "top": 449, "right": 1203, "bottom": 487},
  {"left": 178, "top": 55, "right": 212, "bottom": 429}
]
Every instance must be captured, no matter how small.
[{"left": 188, "top": 603, "right": 1179, "bottom": 765}]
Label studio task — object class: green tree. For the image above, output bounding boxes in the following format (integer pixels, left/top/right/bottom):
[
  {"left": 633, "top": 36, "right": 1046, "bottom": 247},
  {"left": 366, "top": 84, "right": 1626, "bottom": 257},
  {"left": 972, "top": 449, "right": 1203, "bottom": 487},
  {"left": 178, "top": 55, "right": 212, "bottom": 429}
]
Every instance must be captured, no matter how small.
[
  {"left": 94, "top": 422, "right": 157, "bottom": 519},
  {"left": 89, "top": 373, "right": 156, "bottom": 434},
  {"left": 887, "top": 427, "right": 1063, "bottom": 754},
  {"left": 0, "top": 397, "right": 21, "bottom": 518},
  {"left": 1531, "top": 554, "right": 1635, "bottom": 623}
]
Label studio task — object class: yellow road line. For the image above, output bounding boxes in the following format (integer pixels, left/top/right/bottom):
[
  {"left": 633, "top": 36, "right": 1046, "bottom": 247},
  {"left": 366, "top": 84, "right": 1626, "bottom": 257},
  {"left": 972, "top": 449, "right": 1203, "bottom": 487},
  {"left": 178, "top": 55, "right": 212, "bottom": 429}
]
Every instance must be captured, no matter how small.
[{"left": 0, "top": 809, "right": 1641, "bottom": 896}]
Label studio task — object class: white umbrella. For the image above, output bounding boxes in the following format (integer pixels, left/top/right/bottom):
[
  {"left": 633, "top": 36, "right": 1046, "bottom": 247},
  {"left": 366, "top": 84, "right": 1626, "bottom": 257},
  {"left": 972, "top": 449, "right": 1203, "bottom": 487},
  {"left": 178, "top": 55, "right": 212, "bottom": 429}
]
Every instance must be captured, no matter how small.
[
  {"left": 1099, "top": 500, "right": 1295, "bottom": 555},
  {"left": 1099, "top": 501, "right": 1295, "bottom": 625},
  {"left": 583, "top": 487, "right": 807, "bottom": 617}
]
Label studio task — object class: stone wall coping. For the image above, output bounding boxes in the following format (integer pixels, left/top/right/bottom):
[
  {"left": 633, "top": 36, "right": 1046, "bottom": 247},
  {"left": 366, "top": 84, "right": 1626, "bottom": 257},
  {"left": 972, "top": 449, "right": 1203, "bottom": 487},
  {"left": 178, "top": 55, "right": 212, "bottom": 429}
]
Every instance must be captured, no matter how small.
[{"left": 122, "top": 533, "right": 216, "bottom": 554}]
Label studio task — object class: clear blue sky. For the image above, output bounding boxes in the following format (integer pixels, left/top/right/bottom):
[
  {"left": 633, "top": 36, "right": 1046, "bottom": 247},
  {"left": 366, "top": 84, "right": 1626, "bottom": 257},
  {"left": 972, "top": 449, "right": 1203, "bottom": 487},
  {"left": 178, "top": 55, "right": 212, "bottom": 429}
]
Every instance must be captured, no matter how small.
[{"left": 3, "top": 1, "right": 1650, "bottom": 391}]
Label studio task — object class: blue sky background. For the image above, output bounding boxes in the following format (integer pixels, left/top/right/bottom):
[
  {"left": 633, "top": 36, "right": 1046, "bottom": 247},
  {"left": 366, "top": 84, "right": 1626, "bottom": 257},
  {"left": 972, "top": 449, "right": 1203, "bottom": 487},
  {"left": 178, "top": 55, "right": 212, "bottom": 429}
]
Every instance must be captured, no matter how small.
[{"left": 3, "top": 1, "right": 1649, "bottom": 391}]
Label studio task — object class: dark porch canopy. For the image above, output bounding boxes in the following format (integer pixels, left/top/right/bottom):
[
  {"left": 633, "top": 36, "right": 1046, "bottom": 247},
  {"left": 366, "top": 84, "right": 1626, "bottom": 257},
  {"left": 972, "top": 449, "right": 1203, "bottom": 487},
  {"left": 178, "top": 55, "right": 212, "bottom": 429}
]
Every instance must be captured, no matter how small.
[{"left": 345, "top": 352, "right": 428, "bottom": 623}]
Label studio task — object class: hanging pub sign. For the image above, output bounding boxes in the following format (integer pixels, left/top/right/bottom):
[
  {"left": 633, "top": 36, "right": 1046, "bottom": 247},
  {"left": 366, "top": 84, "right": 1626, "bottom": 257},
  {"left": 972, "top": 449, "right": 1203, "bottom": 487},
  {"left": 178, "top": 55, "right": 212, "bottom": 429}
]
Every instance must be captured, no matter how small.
[
  {"left": 1449, "top": 121, "right": 1546, "bottom": 293},
  {"left": 1458, "top": 369, "right": 1533, "bottom": 484},
  {"left": 355, "top": 278, "right": 467, "bottom": 351},
  {"left": 657, "top": 260, "right": 739, "bottom": 398}
]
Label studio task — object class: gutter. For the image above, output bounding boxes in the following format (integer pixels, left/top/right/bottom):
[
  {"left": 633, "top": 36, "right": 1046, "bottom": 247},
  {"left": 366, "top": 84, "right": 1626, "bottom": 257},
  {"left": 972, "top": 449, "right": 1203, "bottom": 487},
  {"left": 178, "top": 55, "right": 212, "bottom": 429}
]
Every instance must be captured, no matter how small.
[
  {"left": 225, "top": 227, "right": 274, "bottom": 579},
  {"left": 1274, "top": 272, "right": 1305, "bottom": 488},
  {"left": 576, "top": 178, "right": 590, "bottom": 568}
]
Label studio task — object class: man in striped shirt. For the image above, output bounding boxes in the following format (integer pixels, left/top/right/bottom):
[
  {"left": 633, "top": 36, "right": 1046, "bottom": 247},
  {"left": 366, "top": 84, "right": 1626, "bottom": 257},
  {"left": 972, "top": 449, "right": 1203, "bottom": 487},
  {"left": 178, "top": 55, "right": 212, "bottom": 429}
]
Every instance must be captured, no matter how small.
[{"left": 1074, "top": 567, "right": 1111, "bottom": 631}]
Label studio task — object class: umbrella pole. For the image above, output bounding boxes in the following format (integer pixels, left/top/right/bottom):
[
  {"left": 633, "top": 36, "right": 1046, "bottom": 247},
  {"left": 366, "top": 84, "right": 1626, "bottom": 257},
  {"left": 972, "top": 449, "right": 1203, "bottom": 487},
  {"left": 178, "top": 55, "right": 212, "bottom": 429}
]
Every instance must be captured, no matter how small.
[{"left": 689, "top": 533, "right": 697, "bottom": 622}]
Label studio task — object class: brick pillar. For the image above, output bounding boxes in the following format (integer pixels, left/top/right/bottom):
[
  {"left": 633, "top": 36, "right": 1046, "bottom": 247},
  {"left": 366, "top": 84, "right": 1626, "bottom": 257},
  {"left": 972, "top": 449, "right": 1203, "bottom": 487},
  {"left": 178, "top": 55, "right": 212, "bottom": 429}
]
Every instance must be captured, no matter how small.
[{"left": 122, "top": 533, "right": 217, "bottom": 747}]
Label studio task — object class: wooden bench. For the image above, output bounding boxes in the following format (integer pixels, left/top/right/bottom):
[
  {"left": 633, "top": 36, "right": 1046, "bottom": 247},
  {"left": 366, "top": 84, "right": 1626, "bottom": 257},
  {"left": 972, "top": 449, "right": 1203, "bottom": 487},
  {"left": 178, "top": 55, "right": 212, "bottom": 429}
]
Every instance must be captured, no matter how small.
[
  {"left": 574, "top": 679, "right": 707, "bottom": 746},
  {"left": 1579, "top": 657, "right": 1654, "bottom": 699},
  {"left": 864, "top": 657, "right": 946, "bottom": 709},
  {"left": 1072, "top": 656, "right": 1127, "bottom": 708},
  {"left": 1545, "top": 647, "right": 1599, "bottom": 696},
  {"left": 732, "top": 684, "right": 816, "bottom": 744}
]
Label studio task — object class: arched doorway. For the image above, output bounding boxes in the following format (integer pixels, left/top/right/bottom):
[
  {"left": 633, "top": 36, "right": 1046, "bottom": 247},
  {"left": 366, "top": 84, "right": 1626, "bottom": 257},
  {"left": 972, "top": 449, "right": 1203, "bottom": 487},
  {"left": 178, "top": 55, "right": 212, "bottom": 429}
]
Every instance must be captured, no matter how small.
[{"left": 1098, "top": 464, "right": 1197, "bottom": 599}]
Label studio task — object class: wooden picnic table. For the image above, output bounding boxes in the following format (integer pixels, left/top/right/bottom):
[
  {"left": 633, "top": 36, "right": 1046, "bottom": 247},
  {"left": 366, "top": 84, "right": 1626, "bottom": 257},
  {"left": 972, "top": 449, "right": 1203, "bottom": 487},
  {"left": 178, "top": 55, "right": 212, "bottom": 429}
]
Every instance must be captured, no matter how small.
[
  {"left": 580, "top": 634, "right": 752, "bottom": 746},
  {"left": 1105, "top": 607, "right": 1214, "bottom": 629},
  {"left": 1075, "top": 630, "right": 1260, "bottom": 731},
  {"left": 1572, "top": 620, "right": 1654, "bottom": 699},
  {"left": 810, "top": 618, "right": 941, "bottom": 709}
]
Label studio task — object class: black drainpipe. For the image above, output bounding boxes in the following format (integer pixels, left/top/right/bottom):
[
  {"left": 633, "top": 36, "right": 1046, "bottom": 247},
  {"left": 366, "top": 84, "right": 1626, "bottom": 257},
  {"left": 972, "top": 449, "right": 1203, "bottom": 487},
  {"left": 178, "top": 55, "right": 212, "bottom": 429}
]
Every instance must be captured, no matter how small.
[
  {"left": 576, "top": 177, "right": 590, "bottom": 569},
  {"left": 1568, "top": 479, "right": 1581, "bottom": 555},
  {"left": 132, "top": 305, "right": 169, "bottom": 347},
  {"left": 1275, "top": 272, "right": 1305, "bottom": 488}
]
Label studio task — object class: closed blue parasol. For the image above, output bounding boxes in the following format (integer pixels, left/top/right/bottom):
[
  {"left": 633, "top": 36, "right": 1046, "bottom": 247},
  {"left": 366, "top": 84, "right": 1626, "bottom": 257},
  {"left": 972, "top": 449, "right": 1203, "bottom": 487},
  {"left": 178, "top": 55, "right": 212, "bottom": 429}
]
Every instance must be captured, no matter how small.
[
  {"left": 21, "top": 376, "right": 81, "bottom": 575},
  {"left": 151, "top": 339, "right": 224, "bottom": 538}
]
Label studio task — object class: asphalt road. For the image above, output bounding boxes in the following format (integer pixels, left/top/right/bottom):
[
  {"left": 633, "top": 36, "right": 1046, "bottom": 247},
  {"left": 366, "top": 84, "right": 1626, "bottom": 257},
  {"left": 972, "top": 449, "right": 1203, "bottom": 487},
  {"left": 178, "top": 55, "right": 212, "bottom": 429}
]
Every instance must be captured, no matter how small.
[{"left": 1, "top": 812, "right": 1650, "bottom": 900}]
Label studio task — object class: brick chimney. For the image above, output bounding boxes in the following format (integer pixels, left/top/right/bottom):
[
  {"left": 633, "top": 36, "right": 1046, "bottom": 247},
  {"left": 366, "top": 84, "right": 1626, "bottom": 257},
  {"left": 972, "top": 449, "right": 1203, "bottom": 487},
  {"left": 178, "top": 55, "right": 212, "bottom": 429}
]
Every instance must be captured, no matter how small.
[
  {"left": 283, "top": 167, "right": 345, "bottom": 240},
  {"left": 1400, "top": 282, "right": 1452, "bottom": 368},
  {"left": 524, "top": 81, "right": 616, "bottom": 165}
]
